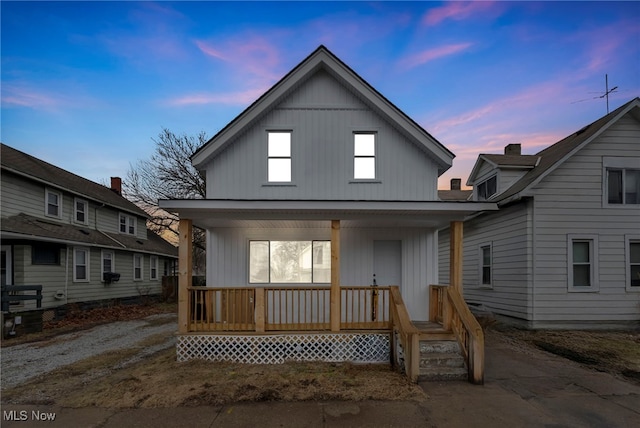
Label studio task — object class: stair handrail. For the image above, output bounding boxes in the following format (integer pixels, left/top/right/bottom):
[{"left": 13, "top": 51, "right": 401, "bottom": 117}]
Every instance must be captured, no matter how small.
[
  {"left": 389, "top": 286, "right": 420, "bottom": 382},
  {"left": 429, "top": 284, "right": 484, "bottom": 385}
]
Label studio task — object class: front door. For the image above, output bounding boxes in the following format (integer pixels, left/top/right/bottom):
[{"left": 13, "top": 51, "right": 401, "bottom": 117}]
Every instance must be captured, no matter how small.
[{"left": 373, "top": 240, "right": 402, "bottom": 286}]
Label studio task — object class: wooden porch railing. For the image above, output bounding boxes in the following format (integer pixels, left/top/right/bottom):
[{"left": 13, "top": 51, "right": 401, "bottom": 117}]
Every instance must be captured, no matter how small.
[
  {"left": 389, "top": 286, "right": 420, "bottom": 382},
  {"left": 429, "top": 285, "right": 484, "bottom": 384},
  {"left": 187, "top": 286, "right": 391, "bottom": 333}
]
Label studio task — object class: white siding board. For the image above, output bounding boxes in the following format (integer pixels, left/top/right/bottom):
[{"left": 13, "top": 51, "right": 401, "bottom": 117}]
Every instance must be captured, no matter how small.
[{"left": 531, "top": 115, "right": 640, "bottom": 324}]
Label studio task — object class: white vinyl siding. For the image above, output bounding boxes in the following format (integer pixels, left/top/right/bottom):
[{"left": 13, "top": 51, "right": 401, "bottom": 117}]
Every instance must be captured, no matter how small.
[
  {"left": 205, "top": 69, "right": 440, "bottom": 201},
  {"left": 73, "top": 247, "right": 90, "bottom": 282},
  {"left": 45, "top": 188, "right": 62, "bottom": 218},
  {"left": 529, "top": 115, "right": 640, "bottom": 325}
]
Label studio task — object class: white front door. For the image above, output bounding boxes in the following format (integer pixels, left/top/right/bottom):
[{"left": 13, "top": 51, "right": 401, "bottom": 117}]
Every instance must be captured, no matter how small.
[{"left": 373, "top": 240, "right": 402, "bottom": 286}]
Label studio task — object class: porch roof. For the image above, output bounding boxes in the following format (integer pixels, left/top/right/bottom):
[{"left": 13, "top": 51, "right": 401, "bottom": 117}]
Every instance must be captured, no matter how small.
[{"left": 159, "top": 199, "right": 497, "bottom": 228}]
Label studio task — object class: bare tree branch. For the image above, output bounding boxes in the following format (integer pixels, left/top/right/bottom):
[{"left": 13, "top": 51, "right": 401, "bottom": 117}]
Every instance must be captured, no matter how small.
[{"left": 124, "top": 129, "right": 208, "bottom": 271}]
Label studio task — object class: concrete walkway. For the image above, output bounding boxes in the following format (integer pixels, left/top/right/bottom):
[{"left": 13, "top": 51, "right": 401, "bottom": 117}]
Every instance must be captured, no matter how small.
[{"left": 2, "top": 332, "right": 639, "bottom": 427}]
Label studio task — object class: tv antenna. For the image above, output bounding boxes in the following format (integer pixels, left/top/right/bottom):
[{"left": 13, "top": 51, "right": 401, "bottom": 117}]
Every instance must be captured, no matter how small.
[{"left": 571, "top": 74, "right": 618, "bottom": 113}]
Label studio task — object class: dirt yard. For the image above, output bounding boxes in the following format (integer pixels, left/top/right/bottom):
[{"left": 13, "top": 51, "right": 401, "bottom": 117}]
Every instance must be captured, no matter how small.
[{"left": 2, "top": 303, "right": 638, "bottom": 408}]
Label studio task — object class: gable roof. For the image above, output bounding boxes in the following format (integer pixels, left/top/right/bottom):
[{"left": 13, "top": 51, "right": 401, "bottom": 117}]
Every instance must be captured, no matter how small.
[
  {"left": 1, "top": 143, "right": 147, "bottom": 217},
  {"left": 191, "top": 45, "right": 455, "bottom": 175},
  {"left": 467, "top": 154, "right": 540, "bottom": 185},
  {"left": 495, "top": 97, "right": 640, "bottom": 204}
]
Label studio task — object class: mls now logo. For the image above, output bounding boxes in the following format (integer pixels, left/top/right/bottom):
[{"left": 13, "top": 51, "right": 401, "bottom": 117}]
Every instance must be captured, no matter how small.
[{"left": 3, "top": 410, "right": 56, "bottom": 421}]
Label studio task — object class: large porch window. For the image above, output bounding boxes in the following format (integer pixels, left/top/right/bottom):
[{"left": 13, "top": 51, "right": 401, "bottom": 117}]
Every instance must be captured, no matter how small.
[{"left": 249, "top": 241, "right": 330, "bottom": 284}]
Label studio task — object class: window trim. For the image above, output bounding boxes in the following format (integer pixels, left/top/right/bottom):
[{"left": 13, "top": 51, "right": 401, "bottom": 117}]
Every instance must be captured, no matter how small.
[
  {"left": 101, "top": 250, "right": 115, "bottom": 276},
  {"left": 267, "top": 130, "right": 292, "bottom": 183},
  {"left": 478, "top": 243, "right": 493, "bottom": 288},
  {"left": 603, "top": 157, "right": 640, "bottom": 207},
  {"left": 353, "top": 132, "right": 377, "bottom": 180},
  {"left": 150, "top": 255, "right": 159, "bottom": 281},
  {"left": 32, "top": 244, "right": 61, "bottom": 265},
  {"left": 249, "top": 240, "right": 331, "bottom": 284},
  {"left": 626, "top": 235, "right": 640, "bottom": 292},
  {"left": 476, "top": 175, "right": 498, "bottom": 201},
  {"left": 567, "top": 235, "right": 599, "bottom": 292},
  {"left": 119, "top": 213, "right": 137, "bottom": 235},
  {"left": 133, "top": 253, "right": 143, "bottom": 281},
  {"left": 45, "top": 188, "right": 62, "bottom": 218},
  {"left": 73, "top": 247, "right": 90, "bottom": 283},
  {"left": 74, "top": 198, "right": 88, "bottom": 225}
]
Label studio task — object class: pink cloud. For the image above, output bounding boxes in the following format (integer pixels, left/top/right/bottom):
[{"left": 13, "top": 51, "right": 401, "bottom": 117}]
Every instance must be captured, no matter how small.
[
  {"left": 423, "top": 1, "right": 499, "bottom": 26},
  {"left": 1, "top": 83, "right": 98, "bottom": 111},
  {"left": 399, "top": 43, "right": 473, "bottom": 69},
  {"left": 166, "top": 87, "right": 269, "bottom": 107}
]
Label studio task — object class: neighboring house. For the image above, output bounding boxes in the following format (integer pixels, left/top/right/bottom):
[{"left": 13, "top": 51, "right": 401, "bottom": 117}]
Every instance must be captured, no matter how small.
[
  {"left": 439, "top": 98, "right": 640, "bottom": 329},
  {"left": 1, "top": 143, "right": 178, "bottom": 318},
  {"left": 160, "top": 46, "right": 495, "bottom": 381}
]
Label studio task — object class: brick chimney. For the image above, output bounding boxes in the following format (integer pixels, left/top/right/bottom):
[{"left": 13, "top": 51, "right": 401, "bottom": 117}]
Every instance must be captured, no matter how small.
[
  {"left": 450, "top": 178, "right": 462, "bottom": 191},
  {"left": 110, "top": 177, "right": 122, "bottom": 195},
  {"left": 505, "top": 144, "right": 521, "bottom": 155}
]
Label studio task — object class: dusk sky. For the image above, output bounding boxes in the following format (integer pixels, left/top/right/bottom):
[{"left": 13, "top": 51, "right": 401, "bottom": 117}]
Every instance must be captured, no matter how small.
[{"left": 2, "top": 1, "right": 639, "bottom": 190}]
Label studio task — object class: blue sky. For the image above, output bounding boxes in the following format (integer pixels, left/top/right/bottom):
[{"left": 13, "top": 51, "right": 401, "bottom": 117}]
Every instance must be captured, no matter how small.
[{"left": 2, "top": 1, "right": 639, "bottom": 189}]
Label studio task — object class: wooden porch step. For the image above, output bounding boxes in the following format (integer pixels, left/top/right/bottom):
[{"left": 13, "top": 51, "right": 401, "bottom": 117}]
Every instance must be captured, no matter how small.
[{"left": 413, "top": 321, "right": 456, "bottom": 341}]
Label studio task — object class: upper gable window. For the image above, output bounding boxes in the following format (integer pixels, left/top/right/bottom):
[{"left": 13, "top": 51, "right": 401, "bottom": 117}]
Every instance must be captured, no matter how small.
[
  {"left": 119, "top": 213, "right": 137, "bottom": 235},
  {"left": 74, "top": 198, "right": 88, "bottom": 224},
  {"left": 607, "top": 169, "right": 640, "bottom": 205},
  {"left": 45, "top": 189, "right": 62, "bottom": 218},
  {"left": 354, "top": 133, "right": 376, "bottom": 180},
  {"left": 267, "top": 131, "right": 291, "bottom": 182},
  {"left": 604, "top": 157, "right": 640, "bottom": 206},
  {"left": 477, "top": 176, "right": 497, "bottom": 200}
]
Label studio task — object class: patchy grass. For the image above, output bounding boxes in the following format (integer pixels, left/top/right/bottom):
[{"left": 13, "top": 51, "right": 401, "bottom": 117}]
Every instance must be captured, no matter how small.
[
  {"left": 3, "top": 348, "right": 426, "bottom": 408},
  {"left": 498, "top": 327, "right": 640, "bottom": 385}
]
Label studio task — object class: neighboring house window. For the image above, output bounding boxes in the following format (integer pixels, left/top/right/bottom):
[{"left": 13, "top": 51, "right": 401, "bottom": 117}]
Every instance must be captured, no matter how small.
[
  {"left": 604, "top": 157, "right": 640, "bottom": 206},
  {"left": 627, "top": 237, "right": 640, "bottom": 291},
  {"left": 267, "top": 131, "right": 291, "bottom": 182},
  {"left": 119, "top": 213, "right": 137, "bottom": 235},
  {"left": 353, "top": 133, "right": 376, "bottom": 180},
  {"left": 607, "top": 169, "right": 640, "bottom": 205},
  {"left": 102, "top": 250, "right": 114, "bottom": 275},
  {"left": 567, "top": 235, "right": 599, "bottom": 292},
  {"left": 477, "top": 176, "right": 497, "bottom": 200},
  {"left": 45, "top": 189, "right": 62, "bottom": 218},
  {"left": 73, "top": 247, "right": 90, "bottom": 282},
  {"left": 74, "top": 198, "right": 88, "bottom": 224},
  {"left": 32, "top": 244, "right": 60, "bottom": 265},
  {"left": 249, "top": 241, "right": 331, "bottom": 283},
  {"left": 480, "top": 244, "right": 492, "bottom": 287},
  {"left": 150, "top": 255, "right": 158, "bottom": 280},
  {"left": 133, "top": 254, "right": 143, "bottom": 281}
]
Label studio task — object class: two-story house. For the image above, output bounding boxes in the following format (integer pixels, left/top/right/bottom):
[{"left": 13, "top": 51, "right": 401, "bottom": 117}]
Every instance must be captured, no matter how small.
[
  {"left": 439, "top": 98, "right": 640, "bottom": 329},
  {"left": 160, "top": 46, "right": 495, "bottom": 382},
  {"left": 1, "top": 143, "right": 178, "bottom": 324}
]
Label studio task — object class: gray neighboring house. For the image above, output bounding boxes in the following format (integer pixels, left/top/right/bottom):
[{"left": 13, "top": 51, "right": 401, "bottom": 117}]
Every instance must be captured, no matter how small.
[
  {"left": 1, "top": 143, "right": 178, "bottom": 317},
  {"left": 439, "top": 97, "right": 640, "bottom": 329}
]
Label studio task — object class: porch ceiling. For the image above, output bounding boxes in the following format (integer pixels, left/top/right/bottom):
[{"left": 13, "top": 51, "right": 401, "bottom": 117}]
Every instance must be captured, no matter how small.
[{"left": 159, "top": 199, "right": 497, "bottom": 229}]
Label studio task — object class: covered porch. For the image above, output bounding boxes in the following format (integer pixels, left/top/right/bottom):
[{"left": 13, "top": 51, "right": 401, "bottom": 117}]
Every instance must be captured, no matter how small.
[{"left": 160, "top": 199, "right": 496, "bottom": 384}]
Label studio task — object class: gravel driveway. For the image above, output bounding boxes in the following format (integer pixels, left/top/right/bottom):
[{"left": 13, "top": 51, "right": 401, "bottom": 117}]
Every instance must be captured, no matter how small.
[{"left": 1, "top": 313, "right": 177, "bottom": 390}]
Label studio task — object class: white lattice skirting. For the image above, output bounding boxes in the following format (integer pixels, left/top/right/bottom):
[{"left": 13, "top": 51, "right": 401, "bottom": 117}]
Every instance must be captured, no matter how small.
[{"left": 177, "top": 333, "right": 390, "bottom": 364}]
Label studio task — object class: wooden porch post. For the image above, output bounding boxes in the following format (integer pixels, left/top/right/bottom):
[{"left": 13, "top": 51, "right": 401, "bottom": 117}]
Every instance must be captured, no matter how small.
[
  {"left": 178, "top": 219, "right": 193, "bottom": 334},
  {"left": 330, "top": 220, "right": 341, "bottom": 332},
  {"left": 450, "top": 221, "right": 463, "bottom": 295}
]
